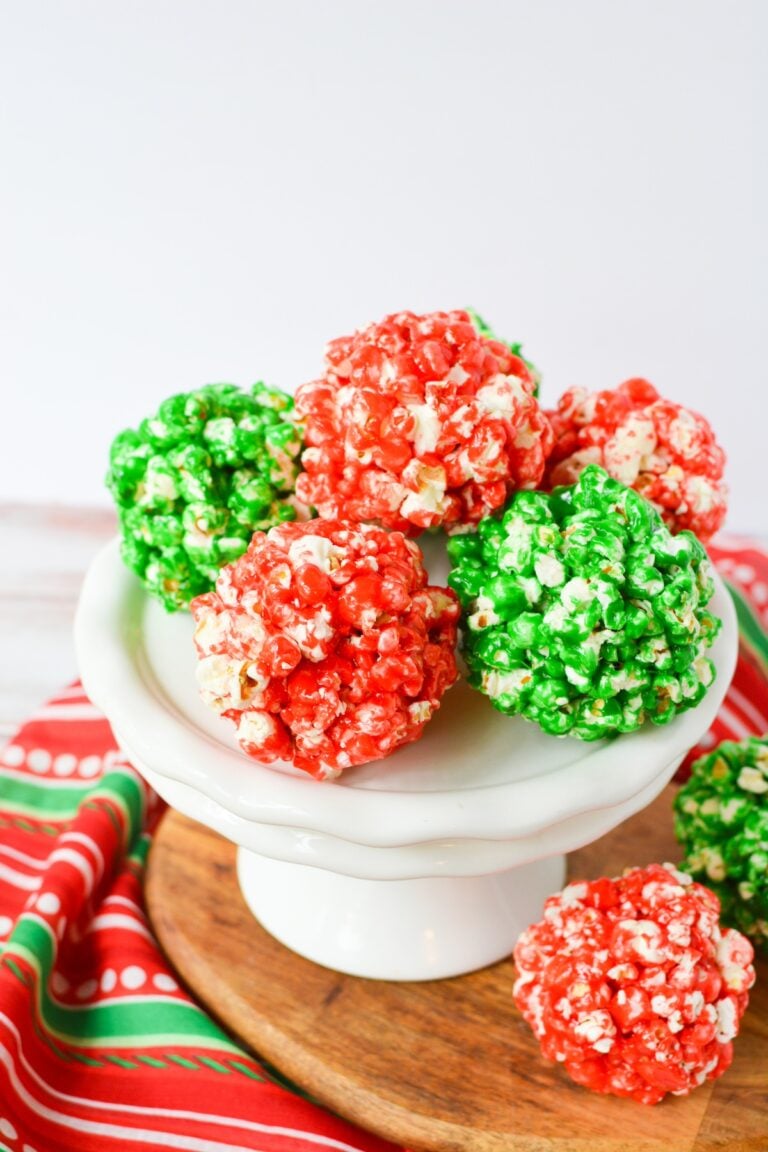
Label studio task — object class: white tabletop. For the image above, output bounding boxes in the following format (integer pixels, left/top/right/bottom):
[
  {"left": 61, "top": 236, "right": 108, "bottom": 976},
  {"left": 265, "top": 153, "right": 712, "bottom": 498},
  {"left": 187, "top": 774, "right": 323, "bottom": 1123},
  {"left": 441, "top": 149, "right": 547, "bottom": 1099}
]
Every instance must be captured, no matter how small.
[{"left": 0, "top": 503, "right": 115, "bottom": 739}]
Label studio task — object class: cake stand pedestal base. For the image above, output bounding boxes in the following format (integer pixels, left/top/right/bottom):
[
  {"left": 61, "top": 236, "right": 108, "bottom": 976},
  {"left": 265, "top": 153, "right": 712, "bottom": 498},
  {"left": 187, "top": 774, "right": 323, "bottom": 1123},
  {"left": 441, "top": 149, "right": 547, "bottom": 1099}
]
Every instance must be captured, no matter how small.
[{"left": 236, "top": 849, "right": 566, "bottom": 981}]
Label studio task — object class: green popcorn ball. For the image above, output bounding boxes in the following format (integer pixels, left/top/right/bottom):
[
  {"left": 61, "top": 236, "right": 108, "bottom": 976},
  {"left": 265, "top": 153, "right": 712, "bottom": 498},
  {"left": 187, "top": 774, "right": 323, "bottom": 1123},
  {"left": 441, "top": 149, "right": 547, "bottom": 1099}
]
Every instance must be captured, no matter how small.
[
  {"left": 107, "top": 382, "right": 305, "bottom": 611},
  {"left": 675, "top": 736, "right": 768, "bottom": 951},
  {"left": 448, "top": 464, "right": 720, "bottom": 740}
]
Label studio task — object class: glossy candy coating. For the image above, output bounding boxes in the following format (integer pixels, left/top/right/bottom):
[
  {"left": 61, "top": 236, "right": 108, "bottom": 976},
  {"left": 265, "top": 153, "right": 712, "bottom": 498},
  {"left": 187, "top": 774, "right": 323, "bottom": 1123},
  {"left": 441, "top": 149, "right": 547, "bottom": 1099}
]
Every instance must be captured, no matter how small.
[
  {"left": 107, "top": 383, "right": 304, "bottom": 610},
  {"left": 190, "top": 519, "right": 459, "bottom": 779},
  {"left": 294, "top": 309, "right": 552, "bottom": 534},
  {"left": 513, "top": 863, "right": 755, "bottom": 1104},
  {"left": 545, "top": 378, "right": 727, "bottom": 542},
  {"left": 675, "top": 736, "right": 768, "bottom": 952},
  {"left": 448, "top": 464, "right": 720, "bottom": 739},
  {"left": 465, "top": 308, "right": 541, "bottom": 396}
]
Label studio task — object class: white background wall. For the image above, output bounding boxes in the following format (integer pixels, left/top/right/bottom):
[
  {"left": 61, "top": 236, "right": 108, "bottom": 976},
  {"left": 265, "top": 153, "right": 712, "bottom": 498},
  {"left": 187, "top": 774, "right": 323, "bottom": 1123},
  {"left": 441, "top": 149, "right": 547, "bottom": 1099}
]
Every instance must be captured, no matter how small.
[{"left": 1, "top": 1, "right": 765, "bottom": 531}]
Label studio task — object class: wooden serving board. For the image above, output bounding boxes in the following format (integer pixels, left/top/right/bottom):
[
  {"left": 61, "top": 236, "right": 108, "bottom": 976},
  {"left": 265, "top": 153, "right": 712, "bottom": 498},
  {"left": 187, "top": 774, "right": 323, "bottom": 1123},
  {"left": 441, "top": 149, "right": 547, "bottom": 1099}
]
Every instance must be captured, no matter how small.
[{"left": 145, "top": 788, "right": 768, "bottom": 1152}]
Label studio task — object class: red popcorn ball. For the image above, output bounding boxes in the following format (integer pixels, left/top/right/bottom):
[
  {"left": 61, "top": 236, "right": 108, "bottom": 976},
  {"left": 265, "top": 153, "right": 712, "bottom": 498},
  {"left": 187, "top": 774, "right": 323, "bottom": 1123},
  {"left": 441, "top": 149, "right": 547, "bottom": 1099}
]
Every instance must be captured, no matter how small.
[
  {"left": 190, "top": 519, "right": 459, "bottom": 779},
  {"left": 513, "top": 863, "right": 755, "bottom": 1104},
  {"left": 544, "top": 379, "right": 727, "bottom": 542},
  {"left": 295, "top": 310, "right": 553, "bottom": 533}
]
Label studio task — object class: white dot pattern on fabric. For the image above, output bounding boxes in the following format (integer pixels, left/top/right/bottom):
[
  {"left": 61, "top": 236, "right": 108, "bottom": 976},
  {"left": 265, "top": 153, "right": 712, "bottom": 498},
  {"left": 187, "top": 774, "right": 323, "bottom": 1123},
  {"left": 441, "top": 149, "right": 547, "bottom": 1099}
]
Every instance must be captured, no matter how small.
[
  {"left": 78, "top": 755, "right": 103, "bottom": 778},
  {"left": 101, "top": 968, "right": 117, "bottom": 993},
  {"left": 27, "top": 748, "right": 51, "bottom": 773},
  {"left": 51, "top": 972, "right": 69, "bottom": 995},
  {"left": 152, "top": 973, "right": 178, "bottom": 992},
  {"left": 734, "top": 564, "right": 756, "bottom": 584},
  {"left": 0, "top": 915, "right": 13, "bottom": 936},
  {"left": 2, "top": 744, "right": 25, "bottom": 767},
  {"left": 76, "top": 979, "right": 98, "bottom": 1001},
  {"left": 120, "top": 965, "right": 147, "bottom": 990},
  {"left": 36, "top": 892, "right": 61, "bottom": 916},
  {"left": 753, "top": 581, "right": 768, "bottom": 605},
  {"left": 0, "top": 1118, "right": 18, "bottom": 1139},
  {"left": 53, "top": 753, "right": 78, "bottom": 777}
]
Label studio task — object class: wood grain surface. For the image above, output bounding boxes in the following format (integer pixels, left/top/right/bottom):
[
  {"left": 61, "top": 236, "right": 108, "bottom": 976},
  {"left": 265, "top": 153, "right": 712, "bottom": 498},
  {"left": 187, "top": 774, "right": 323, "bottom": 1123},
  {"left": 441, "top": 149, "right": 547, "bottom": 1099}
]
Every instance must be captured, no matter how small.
[{"left": 145, "top": 787, "right": 768, "bottom": 1152}]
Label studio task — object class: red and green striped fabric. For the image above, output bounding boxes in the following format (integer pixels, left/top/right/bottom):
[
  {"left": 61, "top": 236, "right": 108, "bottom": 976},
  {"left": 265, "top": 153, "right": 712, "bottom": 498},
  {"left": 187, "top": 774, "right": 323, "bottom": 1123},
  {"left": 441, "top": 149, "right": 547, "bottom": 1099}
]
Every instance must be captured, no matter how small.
[
  {"left": 0, "top": 690, "right": 398, "bottom": 1152},
  {"left": 676, "top": 537, "right": 768, "bottom": 775},
  {"left": 1, "top": 540, "right": 767, "bottom": 1151}
]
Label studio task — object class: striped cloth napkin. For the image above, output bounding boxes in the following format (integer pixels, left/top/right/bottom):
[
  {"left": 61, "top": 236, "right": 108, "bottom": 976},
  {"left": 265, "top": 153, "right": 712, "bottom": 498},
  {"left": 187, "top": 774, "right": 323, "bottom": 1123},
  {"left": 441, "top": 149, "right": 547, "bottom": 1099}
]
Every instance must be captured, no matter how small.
[{"left": 1, "top": 538, "right": 766, "bottom": 1152}]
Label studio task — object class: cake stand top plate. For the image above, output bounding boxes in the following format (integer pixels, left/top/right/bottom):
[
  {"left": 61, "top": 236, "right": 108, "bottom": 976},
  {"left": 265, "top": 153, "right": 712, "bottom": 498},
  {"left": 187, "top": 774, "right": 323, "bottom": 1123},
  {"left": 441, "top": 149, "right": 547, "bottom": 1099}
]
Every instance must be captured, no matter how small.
[{"left": 75, "top": 539, "right": 737, "bottom": 847}]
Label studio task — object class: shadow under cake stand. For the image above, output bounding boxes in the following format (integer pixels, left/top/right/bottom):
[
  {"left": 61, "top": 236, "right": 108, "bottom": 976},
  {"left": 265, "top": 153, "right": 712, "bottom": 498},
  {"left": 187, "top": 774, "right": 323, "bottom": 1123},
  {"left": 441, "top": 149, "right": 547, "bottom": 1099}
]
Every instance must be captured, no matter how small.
[{"left": 75, "top": 538, "right": 737, "bottom": 981}]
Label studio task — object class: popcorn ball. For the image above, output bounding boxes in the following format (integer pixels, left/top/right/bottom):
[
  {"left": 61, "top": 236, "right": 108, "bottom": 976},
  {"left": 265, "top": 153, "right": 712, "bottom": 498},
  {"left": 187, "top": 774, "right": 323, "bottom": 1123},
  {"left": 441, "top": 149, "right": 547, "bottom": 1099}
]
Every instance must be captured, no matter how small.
[
  {"left": 294, "top": 309, "right": 552, "bottom": 534},
  {"left": 544, "top": 378, "right": 727, "bottom": 542},
  {"left": 190, "top": 519, "right": 459, "bottom": 778},
  {"left": 513, "top": 863, "right": 755, "bottom": 1104},
  {"left": 466, "top": 308, "right": 541, "bottom": 395},
  {"left": 107, "top": 383, "right": 304, "bottom": 611},
  {"left": 675, "top": 736, "right": 768, "bottom": 952},
  {"left": 448, "top": 465, "right": 720, "bottom": 739}
]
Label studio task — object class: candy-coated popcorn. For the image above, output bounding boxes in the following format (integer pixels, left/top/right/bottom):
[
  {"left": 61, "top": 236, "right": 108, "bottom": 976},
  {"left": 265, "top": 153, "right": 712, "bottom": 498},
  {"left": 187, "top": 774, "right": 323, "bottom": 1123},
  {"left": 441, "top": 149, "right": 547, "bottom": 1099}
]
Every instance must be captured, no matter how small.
[
  {"left": 107, "top": 383, "right": 304, "bottom": 610},
  {"left": 513, "top": 863, "right": 755, "bottom": 1104},
  {"left": 294, "top": 309, "right": 552, "bottom": 534},
  {"left": 466, "top": 308, "right": 541, "bottom": 396},
  {"left": 448, "top": 465, "right": 720, "bottom": 739},
  {"left": 190, "top": 519, "right": 459, "bottom": 778},
  {"left": 545, "top": 378, "right": 727, "bottom": 542},
  {"left": 675, "top": 736, "right": 768, "bottom": 951}
]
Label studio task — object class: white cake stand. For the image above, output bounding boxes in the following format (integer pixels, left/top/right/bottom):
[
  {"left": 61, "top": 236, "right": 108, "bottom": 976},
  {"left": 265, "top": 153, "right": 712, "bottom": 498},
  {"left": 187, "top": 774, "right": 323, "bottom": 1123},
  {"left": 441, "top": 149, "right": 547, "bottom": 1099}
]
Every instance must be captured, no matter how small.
[{"left": 75, "top": 538, "right": 737, "bottom": 981}]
